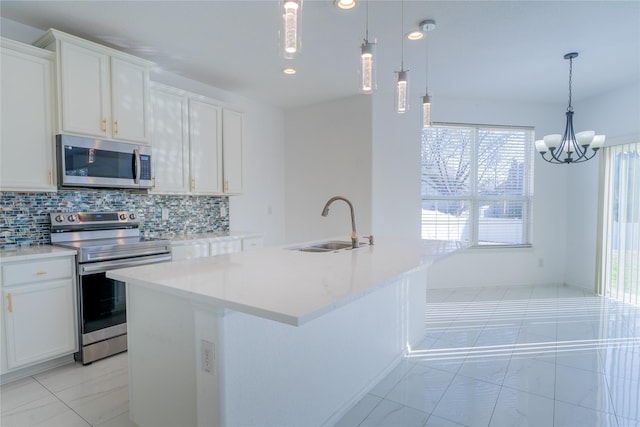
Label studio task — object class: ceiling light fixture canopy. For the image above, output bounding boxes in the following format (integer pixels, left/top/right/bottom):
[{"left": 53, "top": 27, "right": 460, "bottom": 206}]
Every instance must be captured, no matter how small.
[{"left": 535, "top": 52, "right": 605, "bottom": 164}]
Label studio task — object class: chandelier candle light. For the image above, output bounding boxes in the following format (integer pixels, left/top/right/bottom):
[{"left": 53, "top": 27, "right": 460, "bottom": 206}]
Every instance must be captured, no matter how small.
[
  {"left": 535, "top": 52, "right": 605, "bottom": 164},
  {"left": 283, "top": 0, "right": 300, "bottom": 59},
  {"left": 360, "top": 0, "right": 375, "bottom": 93}
]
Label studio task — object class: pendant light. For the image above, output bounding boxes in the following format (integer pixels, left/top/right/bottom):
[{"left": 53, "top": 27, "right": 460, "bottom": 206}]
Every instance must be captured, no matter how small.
[
  {"left": 283, "top": 0, "right": 300, "bottom": 59},
  {"left": 420, "top": 20, "right": 436, "bottom": 128},
  {"left": 395, "top": 0, "right": 408, "bottom": 113},
  {"left": 360, "top": 0, "right": 375, "bottom": 94},
  {"left": 535, "top": 52, "right": 605, "bottom": 164}
]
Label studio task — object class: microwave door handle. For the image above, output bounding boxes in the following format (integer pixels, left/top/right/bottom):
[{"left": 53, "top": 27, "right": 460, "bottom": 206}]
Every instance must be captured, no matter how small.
[{"left": 133, "top": 149, "right": 141, "bottom": 184}]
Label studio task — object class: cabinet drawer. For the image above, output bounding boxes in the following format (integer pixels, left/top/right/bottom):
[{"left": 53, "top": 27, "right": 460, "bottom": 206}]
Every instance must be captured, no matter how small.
[
  {"left": 242, "top": 237, "right": 264, "bottom": 251},
  {"left": 2, "top": 258, "right": 73, "bottom": 286}
]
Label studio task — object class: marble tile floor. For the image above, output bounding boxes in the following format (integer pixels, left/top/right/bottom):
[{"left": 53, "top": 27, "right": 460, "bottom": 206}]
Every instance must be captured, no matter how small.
[
  {"left": 1, "top": 284, "right": 638, "bottom": 427},
  {"left": 335, "top": 285, "right": 640, "bottom": 427}
]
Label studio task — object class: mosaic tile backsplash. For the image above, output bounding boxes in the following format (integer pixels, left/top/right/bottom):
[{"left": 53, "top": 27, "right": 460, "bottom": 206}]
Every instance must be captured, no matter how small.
[{"left": 0, "top": 190, "right": 229, "bottom": 248}]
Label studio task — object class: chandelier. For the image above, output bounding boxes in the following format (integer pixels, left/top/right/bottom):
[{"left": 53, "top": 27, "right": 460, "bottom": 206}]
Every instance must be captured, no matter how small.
[{"left": 535, "top": 52, "right": 605, "bottom": 164}]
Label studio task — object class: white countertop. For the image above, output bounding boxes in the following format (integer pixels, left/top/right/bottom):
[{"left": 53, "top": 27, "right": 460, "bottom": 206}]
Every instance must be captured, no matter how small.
[
  {"left": 108, "top": 238, "right": 465, "bottom": 326},
  {"left": 0, "top": 245, "right": 77, "bottom": 262}
]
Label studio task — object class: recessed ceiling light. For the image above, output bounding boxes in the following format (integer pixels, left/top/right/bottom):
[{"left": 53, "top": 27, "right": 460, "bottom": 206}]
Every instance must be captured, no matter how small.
[
  {"left": 283, "top": 67, "right": 296, "bottom": 75},
  {"left": 406, "top": 30, "right": 424, "bottom": 41},
  {"left": 335, "top": 0, "right": 356, "bottom": 10}
]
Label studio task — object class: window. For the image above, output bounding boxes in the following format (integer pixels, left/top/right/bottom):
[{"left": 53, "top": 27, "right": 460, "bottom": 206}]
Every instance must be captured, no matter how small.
[
  {"left": 421, "top": 123, "right": 534, "bottom": 247},
  {"left": 599, "top": 142, "right": 640, "bottom": 304}
]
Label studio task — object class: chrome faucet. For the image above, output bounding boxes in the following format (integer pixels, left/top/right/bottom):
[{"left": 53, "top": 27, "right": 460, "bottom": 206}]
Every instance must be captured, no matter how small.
[{"left": 321, "top": 196, "right": 359, "bottom": 249}]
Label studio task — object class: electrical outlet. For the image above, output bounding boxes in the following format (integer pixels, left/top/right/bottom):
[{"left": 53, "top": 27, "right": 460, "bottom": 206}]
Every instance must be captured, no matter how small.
[
  {"left": 161, "top": 208, "right": 169, "bottom": 221},
  {"left": 220, "top": 206, "right": 227, "bottom": 217},
  {"left": 201, "top": 339, "right": 214, "bottom": 374},
  {"left": 538, "top": 257, "right": 544, "bottom": 268}
]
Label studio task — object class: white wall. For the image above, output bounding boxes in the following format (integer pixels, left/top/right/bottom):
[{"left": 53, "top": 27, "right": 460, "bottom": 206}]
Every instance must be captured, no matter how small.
[
  {"left": 283, "top": 95, "right": 372, "bottom": 243},
  {"left": 564, "top": 80, "right": 640, "bottom": 291},
  {"left": 1, "top": 18, "right": 288, "bottom": 247}
]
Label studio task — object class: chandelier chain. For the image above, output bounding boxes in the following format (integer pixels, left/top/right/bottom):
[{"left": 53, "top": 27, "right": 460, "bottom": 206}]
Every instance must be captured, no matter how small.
[{"left": 568, "top": 56, "right": 573, "bottom": 112}]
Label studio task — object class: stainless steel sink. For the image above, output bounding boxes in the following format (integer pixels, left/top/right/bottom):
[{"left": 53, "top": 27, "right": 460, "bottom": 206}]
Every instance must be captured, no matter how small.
[{"left": 295, "top": 241, "right": 355, "bottom": 252}]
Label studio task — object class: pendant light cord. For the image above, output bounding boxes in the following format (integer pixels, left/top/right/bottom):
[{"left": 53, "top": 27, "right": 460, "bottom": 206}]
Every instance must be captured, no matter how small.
[
  {"left": 400, "top": 0, "right": 404, "bottom": 69},
  {"left": 365, "top": 0, "right": 369, "bottom": 40},
  {"left": 425, "top": 30, "right": 429, "bottom": 93}
]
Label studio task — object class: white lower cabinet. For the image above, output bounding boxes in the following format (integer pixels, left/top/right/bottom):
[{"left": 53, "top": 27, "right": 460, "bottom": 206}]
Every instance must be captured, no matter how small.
[
  {"left": 1, "top": 255, "right": 77, "bottom": 374},
  {"left": 171, "top": 241, "right": 210, "bottom": 261},
  {"left": 171, "top": 235, "right": 262, "bottom": 261},
  {"left": 209, "top": 238, "right": 242, "bottom": 257}
]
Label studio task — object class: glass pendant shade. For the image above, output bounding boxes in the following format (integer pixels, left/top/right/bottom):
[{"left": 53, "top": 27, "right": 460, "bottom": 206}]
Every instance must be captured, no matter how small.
[
  {"left": 283, "top": 0, "right": 300, "bottom": 58},
  {"left": 360, "top": 40, "right": 374, "bottom": 93},
  {"left": 422, "top": 94, "right": 431, "bottom": 128},
  {"left": 396, "top": 70, "right": 408, "bottom": 113}
]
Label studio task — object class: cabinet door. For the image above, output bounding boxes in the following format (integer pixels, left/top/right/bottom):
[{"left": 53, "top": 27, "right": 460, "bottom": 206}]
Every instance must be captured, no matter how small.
[
  {"left": 3, "top": 279, "right": 77, "bottom": 370},
  {"left": 171, "top": 242, "right": 210, "bottom": 260},
  {"left": 111, "top": 57, "right": 149, "bottom": 143},
  {"left": 150, "top": 87, "right": 189, "bottom": 193},
  {"left": 0, "top": 45, "right": 55, "bottom": 191},
  {"left": 222, "top": 109, "right": 244, "bottom": 194},
  {"left": 189, "top": 99, "right": 222, "bottom": 194},
  {"left": 210, "top": 239, "right": 242, "bottom": 256},
  {"left": 59, "top": 41, "right": 110, "bottom": 137}
]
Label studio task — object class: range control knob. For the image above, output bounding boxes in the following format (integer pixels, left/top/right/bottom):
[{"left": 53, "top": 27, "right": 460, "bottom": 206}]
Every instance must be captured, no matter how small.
[
  {"left": 129, "top": 213, "right": 136, "bottom": 220},
  {"left": 54, "top": 215, "right": 65, "bottom": 223},
  {"left": 67, "top": 215, "right": 76, "bottom": 222},
  {"left": 119, "top": 213, "right": 127, "bottom": 220}
]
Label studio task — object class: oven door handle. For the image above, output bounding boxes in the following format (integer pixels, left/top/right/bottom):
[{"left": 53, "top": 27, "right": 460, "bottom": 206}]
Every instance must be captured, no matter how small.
[{"left": 80, "top": 254, "right": 172, "bottom": 275}]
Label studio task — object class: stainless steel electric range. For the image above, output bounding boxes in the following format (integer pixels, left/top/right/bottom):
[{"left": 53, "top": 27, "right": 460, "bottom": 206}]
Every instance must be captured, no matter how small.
[{"left": 50, "top": 211, "right": 172, "bottom": 365}]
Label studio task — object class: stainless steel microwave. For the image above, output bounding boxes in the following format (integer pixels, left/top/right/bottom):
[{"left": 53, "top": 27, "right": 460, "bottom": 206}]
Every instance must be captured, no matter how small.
[{"left": 56, "top": 135, "right": 153, "bottom": 189}]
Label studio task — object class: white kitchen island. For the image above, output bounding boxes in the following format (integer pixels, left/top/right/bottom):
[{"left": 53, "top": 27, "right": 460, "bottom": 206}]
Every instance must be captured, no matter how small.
[{"left": 107, "top": 238, "right": 464, "bottom": 427}]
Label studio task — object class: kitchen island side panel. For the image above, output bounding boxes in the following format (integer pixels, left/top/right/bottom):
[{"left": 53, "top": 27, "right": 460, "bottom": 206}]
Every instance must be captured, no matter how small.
[
  {"left": 220, "top": 266, "right": 427, "bottom": 427},
  {"left": 126, "top": 284, "right": 198, "bottom": 427}
]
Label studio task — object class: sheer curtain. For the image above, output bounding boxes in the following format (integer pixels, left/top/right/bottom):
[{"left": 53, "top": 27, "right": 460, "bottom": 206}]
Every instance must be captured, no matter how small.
[{"left": 599, "top": 142, "right": 640, "bottom": 304}]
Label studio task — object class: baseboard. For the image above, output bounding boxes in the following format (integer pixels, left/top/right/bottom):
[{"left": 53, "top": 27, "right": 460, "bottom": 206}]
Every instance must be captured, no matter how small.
[{"left": 1, "top": 354, "right": 75, "bottom": 385}]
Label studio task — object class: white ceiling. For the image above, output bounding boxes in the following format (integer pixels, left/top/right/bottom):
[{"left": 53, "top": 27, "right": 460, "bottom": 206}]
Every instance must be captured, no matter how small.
[{"left": 1, "top": 1, "right": 639, "bottom": 109}]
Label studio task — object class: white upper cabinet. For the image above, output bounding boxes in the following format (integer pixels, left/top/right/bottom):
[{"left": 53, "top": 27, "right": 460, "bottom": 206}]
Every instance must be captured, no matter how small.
[
  {"left": 150, "top": 84, "right": 189, "bottom": 193},
  {"left": 150, "top": 83, "right": 244, "bottom": 195},
  {"left": 111, "top": 57, "right": 149, "bottom": 142},
  {"left": 59, "top": 41, "right": 110, "bottom": 137},
  {"left": 0, "top": 38, "right": 56, "bottom": 192},
  {"left": 189, "top": 99, "right": 223, "bottom": 194},
  {"left": 222, "top": 109, "right": 244, "bottom": 194},
  {"left": 35, "top": 29, "right": 152, "bottom": 144}
]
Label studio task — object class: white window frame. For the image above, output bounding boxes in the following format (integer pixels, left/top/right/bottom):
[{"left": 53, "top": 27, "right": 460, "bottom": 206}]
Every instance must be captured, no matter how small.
[{"left": 421, "top": 122, "right": 534, "bottom": 248}]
